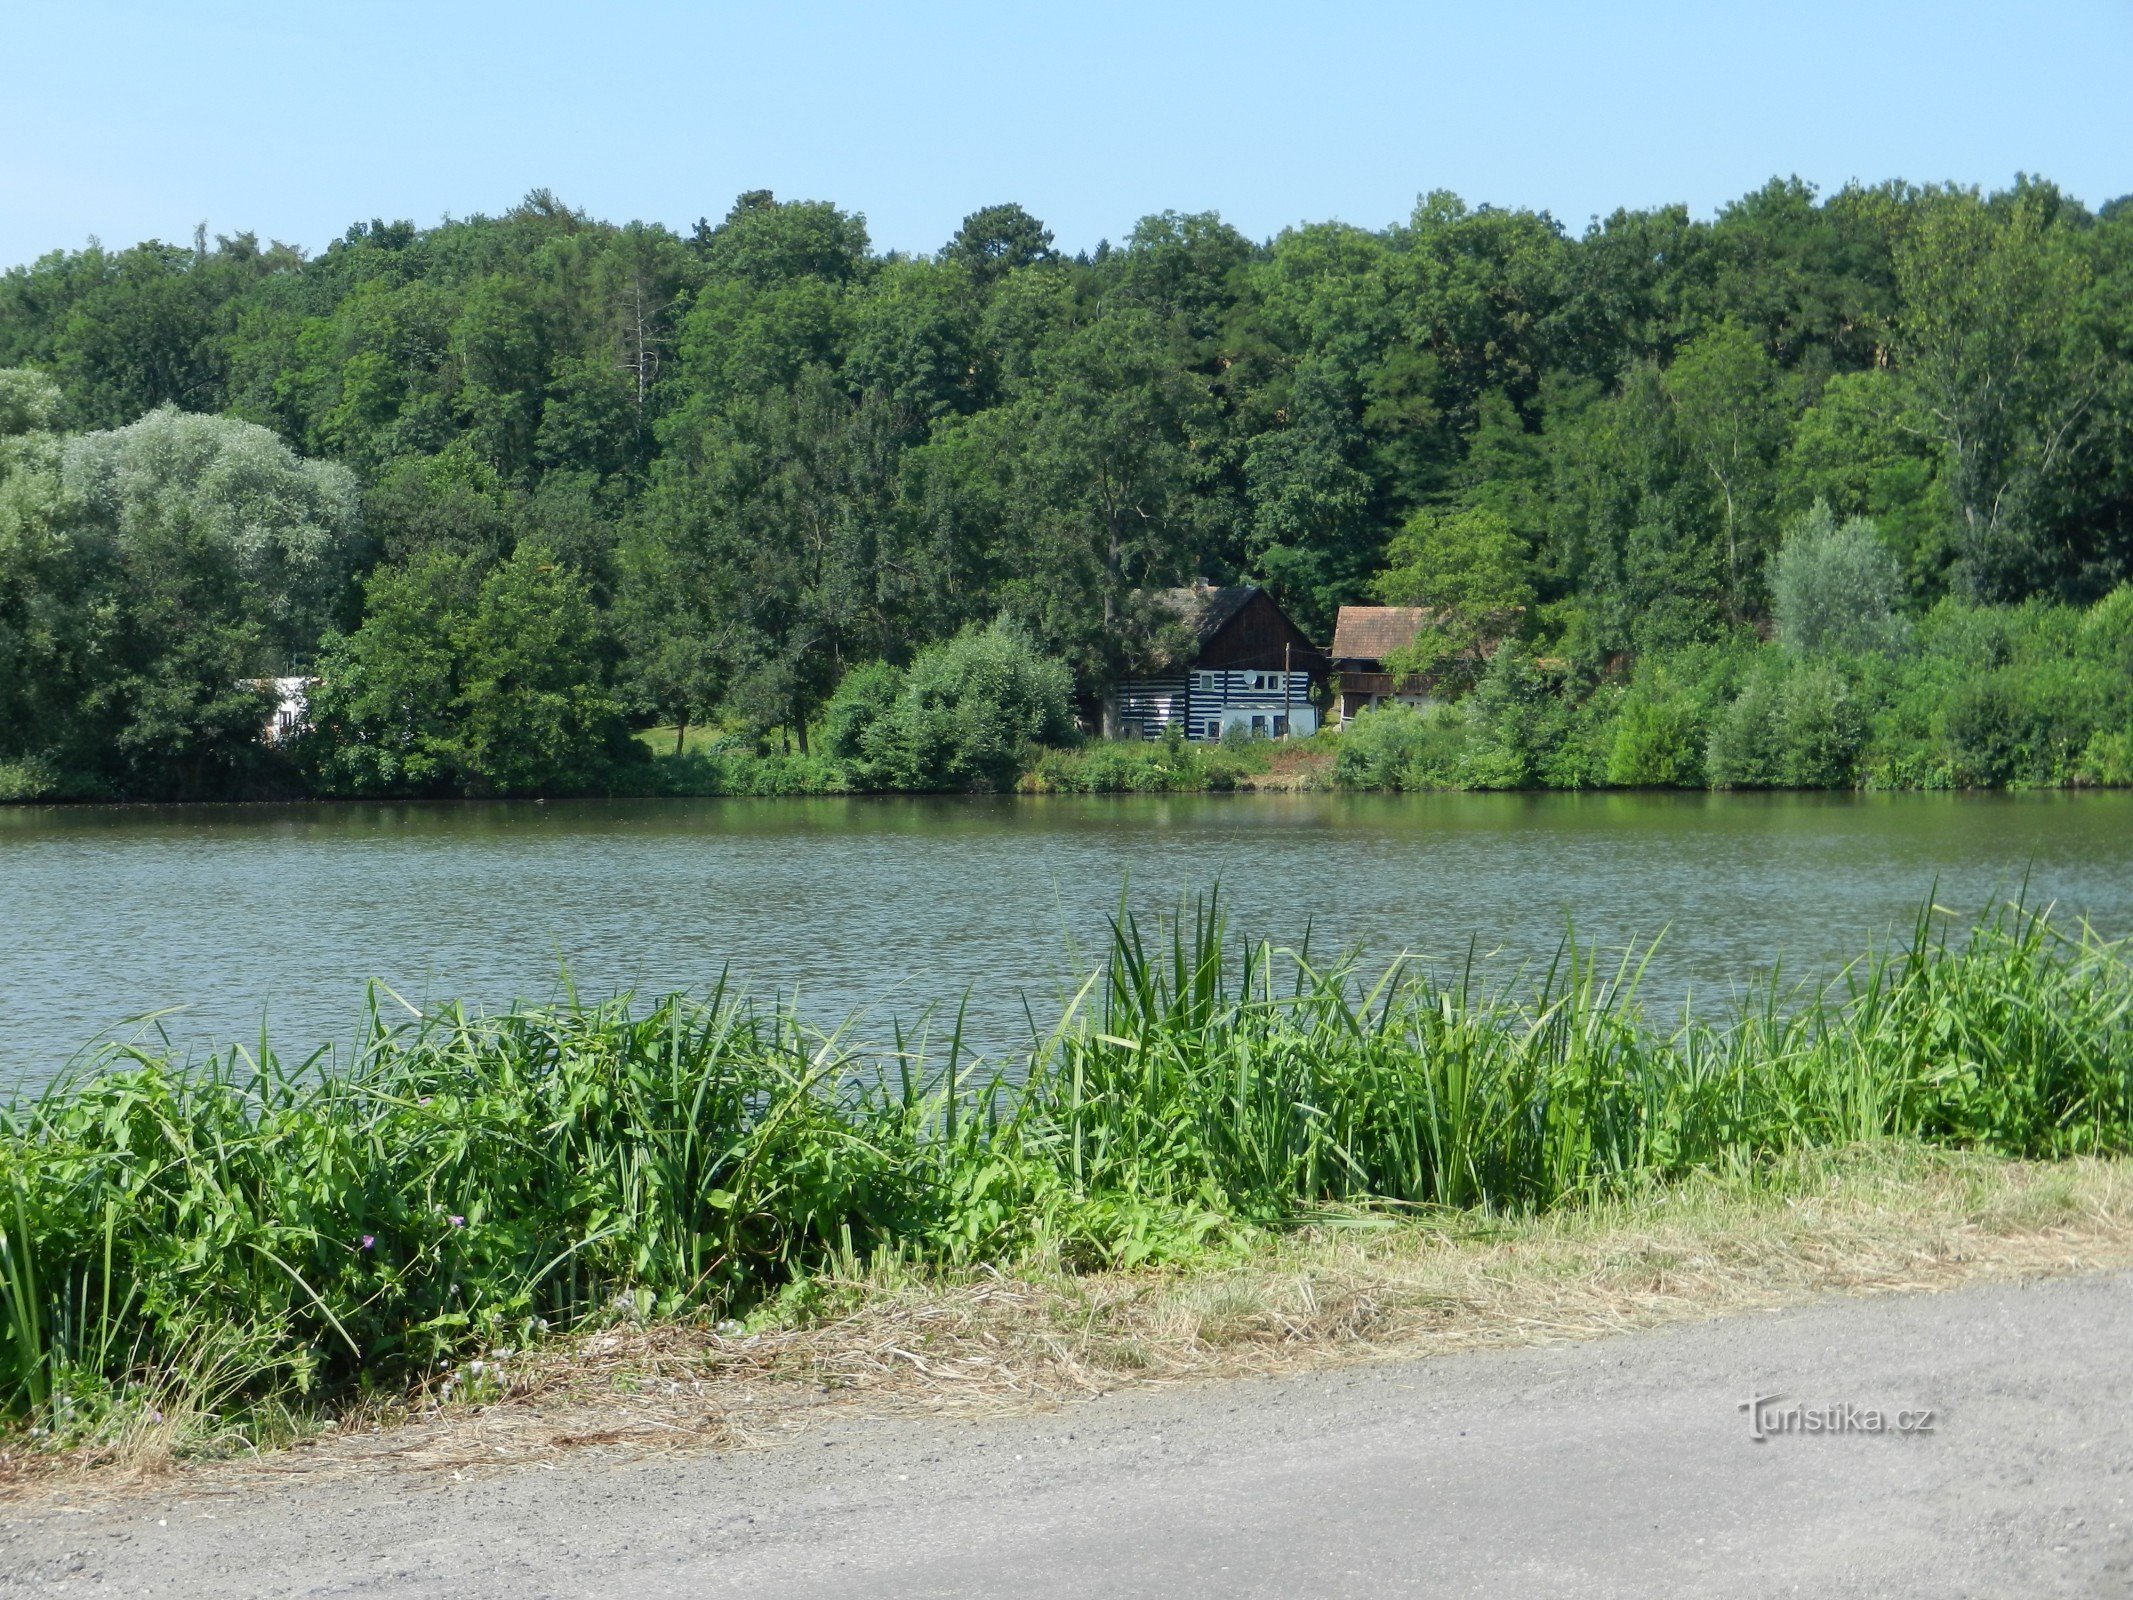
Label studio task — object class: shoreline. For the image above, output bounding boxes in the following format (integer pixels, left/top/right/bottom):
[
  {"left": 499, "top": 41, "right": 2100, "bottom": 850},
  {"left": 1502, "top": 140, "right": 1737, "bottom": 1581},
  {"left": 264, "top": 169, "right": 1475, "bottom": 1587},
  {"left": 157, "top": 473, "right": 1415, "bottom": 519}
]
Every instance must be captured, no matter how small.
[
  {"left": 8, "top": 1144, "right": 2131, "bottom": 1493},
  {"left": 4, "top": 901, "right": 2131, "bottom": 1481},
  {"left": 7, "top": 778, "right": 2133, "bottom": 813}
]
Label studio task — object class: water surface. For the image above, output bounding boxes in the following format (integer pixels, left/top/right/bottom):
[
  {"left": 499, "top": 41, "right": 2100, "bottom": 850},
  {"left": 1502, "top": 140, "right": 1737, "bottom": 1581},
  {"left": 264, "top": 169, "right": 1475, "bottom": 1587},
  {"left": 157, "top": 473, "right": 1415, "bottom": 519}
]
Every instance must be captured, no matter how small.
[{"left": 4, "top": 792, "right": 2130, "bottom": 1088}]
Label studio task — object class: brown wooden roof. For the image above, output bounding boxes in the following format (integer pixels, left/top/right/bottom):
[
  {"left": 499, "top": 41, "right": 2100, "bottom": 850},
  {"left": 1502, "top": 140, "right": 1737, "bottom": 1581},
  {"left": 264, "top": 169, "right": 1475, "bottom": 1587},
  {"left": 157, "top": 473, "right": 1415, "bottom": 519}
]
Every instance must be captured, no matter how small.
[
  {"left": 1129, "top": 585, "right": 1327, "bottom": 676},
  {"left": 1151, "top": 585, "right": 1261, "bottom": 644},
  {"left": 1330, "top": 606, "right": 1439, "bottom": 664}
]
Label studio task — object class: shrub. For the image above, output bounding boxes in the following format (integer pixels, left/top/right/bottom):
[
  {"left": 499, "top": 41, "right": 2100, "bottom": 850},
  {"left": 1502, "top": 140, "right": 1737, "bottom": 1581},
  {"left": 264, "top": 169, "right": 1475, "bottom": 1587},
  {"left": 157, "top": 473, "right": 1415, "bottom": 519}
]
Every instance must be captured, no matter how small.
[
  {"left": 1708, "top": 660, "right": 1865, "bottom": 789},
  {"left": 2079, "top": 585, "right": 2133, "bottom": 679},
  {"left": 0, "top": 757, "right": 57, "bottom": 802},
  {"left": 1333, "top": 703, "right": 1468, "bottom": 790},
  {"left": 1606, "top": 690, "right": 1705, "bottom": 786},
  {"left": 658, "top": 742, "right": 852, "bottom": 796},
  {"left": 1940, "top": 676, "right": 2039, "bottom": 788},
  {"left": 1776, "top": 665, "right": 1865, "bottom": 787},
  {"left": 1772, "top": 502, "right": 1907, "bottom": 656},
  {"left": 819, "top": 660, "right": 906, "bottom": 782},
  {"left": 1020, "top": 737, "right": 1252, "bottom": 794},
  {"left": 2079, "top": 730, "right": 2133, "bottom": 787},
  {"left": 862, "top": 621, "right": 1076, "bottom": 792},
  {"left": 1706, "top": 670, "right": 1786, "bottom": 788},
  {"left": 1454, "top": 645, "right": 1583, "bottom": 789}
]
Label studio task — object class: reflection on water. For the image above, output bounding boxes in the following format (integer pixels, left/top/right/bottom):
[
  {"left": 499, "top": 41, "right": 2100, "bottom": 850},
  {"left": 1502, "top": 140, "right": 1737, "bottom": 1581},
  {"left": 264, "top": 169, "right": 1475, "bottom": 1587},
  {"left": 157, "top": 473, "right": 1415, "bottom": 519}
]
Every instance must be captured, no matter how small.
[{"left": 3, "top": 791, "right": 2130, "bottom": 1087}]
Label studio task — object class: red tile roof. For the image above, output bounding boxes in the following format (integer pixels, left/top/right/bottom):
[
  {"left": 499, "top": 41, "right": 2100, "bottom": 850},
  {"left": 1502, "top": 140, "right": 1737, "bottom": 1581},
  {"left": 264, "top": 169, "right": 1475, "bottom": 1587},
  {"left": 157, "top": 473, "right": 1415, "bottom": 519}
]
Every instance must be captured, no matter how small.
[{"left": 1330, "top": 606, "right": 1439, "bottom": 663}]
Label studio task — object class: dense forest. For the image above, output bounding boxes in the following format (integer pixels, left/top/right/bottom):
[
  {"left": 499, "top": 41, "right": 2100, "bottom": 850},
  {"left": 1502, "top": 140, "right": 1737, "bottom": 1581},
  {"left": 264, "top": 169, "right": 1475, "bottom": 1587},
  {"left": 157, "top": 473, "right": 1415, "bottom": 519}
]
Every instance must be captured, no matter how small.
[{"left": 3, "top": 175, "right": 2132, "bottom": 800}]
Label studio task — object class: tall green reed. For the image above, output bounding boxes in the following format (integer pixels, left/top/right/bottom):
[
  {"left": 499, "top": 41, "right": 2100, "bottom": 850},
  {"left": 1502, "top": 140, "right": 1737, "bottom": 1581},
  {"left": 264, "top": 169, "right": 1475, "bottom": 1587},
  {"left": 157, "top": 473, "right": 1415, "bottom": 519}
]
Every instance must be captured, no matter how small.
[{"left": 2, "top": 892, "right": 2128, "bottom": 1432}]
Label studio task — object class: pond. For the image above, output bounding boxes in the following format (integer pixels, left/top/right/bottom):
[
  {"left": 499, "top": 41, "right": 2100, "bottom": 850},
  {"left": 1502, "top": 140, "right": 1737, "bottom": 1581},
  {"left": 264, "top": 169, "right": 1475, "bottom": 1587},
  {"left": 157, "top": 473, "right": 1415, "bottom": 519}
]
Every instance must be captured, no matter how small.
[{"left": 4, "top": 791, "right": 2131, "bottom": 1090}]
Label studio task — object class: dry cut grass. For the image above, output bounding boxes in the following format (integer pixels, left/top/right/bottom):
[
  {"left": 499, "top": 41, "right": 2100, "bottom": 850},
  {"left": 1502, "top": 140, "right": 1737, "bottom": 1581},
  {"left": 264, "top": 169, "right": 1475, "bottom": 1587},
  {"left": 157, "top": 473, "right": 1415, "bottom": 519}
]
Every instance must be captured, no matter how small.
[
  {"left": 1229, "top": 739, "right": 1335, "bottom": 789},
  {"left": 16, "top": 1141, "right": 2131, "bottom": 1496}
]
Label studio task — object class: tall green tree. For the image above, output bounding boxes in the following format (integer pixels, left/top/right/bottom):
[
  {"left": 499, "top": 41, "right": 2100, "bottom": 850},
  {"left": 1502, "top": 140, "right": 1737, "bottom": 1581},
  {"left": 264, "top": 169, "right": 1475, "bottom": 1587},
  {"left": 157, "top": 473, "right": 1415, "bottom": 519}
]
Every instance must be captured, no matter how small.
[
  {"left": 1895, "top": 186, "right": 2104, "bottom": 597},
  {"left": 638, "top": 366, "right": 902, "bottom": 745},
  {"left": 983, "top": 307, "right": 1214, "bottom": 680},
  {"left": 1243, "top": 359, "right": 1377, "bottom": 633},
  {"left": 1374, "top": 503, "right": 1535, "bottom": 685},
  {"left": 307, "top": 543, "right": 628, "bottom": 795},
  {"left": 29, "top": 405, "right": 362, "bottom": 795},
  {"left": 5, "top": 171, "right": 2133, "bottom": 798},
  {"left": 944, "top": 204, "right": 1057, "bottom": 285},
  {"left": 1660, "top": 321, "right": 1789, "bottom": 615},
  {"left": 0, "top": 370, "right": 83, "bottom": 793}
]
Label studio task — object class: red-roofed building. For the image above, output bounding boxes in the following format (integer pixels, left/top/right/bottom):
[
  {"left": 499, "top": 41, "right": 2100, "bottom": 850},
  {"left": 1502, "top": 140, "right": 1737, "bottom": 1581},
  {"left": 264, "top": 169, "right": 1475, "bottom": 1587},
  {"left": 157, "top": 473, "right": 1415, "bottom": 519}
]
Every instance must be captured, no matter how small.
[{"left": 1328, "top": 606, "right": 1443, "bottom": 726}]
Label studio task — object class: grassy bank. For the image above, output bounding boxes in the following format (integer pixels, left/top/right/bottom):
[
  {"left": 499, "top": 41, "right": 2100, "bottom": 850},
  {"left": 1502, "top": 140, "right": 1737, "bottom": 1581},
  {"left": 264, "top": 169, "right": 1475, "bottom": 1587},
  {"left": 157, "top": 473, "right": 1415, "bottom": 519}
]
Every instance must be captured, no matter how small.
[
  {"left": 1019, "top": 731, "right": 1334, "bottom": 793},
  {"left": 617, "top": 729, "right": 1337, "bottom": 797},
  {"left": 4, "top": 896, "right": 2131, "bottom": 1461},
  {"left": 397, "top": 1144, "right": 2133, "bottom": 1467}
]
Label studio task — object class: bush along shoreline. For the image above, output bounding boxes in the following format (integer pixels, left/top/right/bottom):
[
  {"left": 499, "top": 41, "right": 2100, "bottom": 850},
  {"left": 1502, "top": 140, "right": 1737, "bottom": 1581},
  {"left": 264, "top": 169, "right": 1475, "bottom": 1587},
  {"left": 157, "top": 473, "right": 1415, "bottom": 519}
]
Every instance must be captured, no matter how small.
[
  {"left": 4, "top": 894, "right": 2132, "bottom": 1450},
  {"left": 1330, "top": 569, "right": 2133, "bottom": 795},
  {"left": 10, "top": 555, "right": 2133, "bottom": 804}
]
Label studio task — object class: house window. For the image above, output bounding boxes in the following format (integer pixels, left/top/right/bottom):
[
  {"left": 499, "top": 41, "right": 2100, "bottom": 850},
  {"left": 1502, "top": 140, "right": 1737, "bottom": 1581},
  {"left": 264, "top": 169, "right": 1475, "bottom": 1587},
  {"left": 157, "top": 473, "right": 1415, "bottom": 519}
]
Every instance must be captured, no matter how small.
[
  {"left": 1194, "top": 671, "right": 1216, "bottom": 696},
  {"left": 1273, "top": 716, "right": 1289, "bottom": 737},
  {"left": 1205, "top": 720, "right": 1222, "bottom": 741},
  {"left": 1251, "top": 714, "right": 1270, "bottom": 736}
]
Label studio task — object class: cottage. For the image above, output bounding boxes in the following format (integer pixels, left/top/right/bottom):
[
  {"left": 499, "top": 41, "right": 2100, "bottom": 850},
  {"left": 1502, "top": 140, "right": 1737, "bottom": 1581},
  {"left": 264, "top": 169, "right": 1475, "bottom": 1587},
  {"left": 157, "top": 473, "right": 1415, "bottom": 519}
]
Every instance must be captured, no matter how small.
[
  {"left": 1328, "top": 605, "right": 1441, "bottom": 726},
  {"left": 1104, "top": 585, "right": 1326, "bottom": 741},
  {"left": 248, "top": 676, "right": 317, "bottom": 745}
]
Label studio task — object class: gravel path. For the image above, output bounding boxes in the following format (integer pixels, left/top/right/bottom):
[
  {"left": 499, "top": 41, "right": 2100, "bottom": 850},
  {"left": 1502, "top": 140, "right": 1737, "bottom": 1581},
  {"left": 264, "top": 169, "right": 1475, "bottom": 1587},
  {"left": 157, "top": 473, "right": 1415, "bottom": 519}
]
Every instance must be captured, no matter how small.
[{"left": 5, "top": 1272, "right": 2129, "bottom": 1598}]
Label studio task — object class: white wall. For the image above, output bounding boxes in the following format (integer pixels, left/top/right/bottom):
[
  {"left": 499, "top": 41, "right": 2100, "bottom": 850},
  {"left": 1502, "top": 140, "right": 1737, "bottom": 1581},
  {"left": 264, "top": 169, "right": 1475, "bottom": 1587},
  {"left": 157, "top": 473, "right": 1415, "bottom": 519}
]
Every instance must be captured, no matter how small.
[{"left": 1209, "top": 704, "right": 1316, "bottom": 739}]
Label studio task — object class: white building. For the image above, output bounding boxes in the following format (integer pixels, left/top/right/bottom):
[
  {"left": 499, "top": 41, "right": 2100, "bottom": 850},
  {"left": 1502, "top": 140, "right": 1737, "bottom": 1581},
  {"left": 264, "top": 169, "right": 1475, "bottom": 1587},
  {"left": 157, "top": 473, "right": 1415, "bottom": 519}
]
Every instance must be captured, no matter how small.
[
  {"left": 259, "top": 676, "right": 316, "bottom": 744},
  {"left": 1103, "top": 585, "right": 1326, "bottom": 741}
]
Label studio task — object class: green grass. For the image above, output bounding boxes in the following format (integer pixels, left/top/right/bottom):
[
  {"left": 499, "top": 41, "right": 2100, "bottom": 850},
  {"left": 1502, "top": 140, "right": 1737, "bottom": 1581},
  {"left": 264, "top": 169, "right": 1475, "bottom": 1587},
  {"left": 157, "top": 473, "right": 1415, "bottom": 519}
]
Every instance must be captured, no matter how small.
[
  {"left": 1019, "top": 735, "right": 1282, "bottom": 793},
  {"left": 4, "top": 893, "right": 2130, "bottom": 1449},
  {"left": 630, "top": 735, "right": 854, "bottom": 796},
  {"left": 636, "top": 723, "right": 818, "bottom": 760},
  {"left": 625, "top": 726, "right": 1334, "bottom": 796},
  {"left": 637, "top": 723, "right": 729, "bottom": 759}
]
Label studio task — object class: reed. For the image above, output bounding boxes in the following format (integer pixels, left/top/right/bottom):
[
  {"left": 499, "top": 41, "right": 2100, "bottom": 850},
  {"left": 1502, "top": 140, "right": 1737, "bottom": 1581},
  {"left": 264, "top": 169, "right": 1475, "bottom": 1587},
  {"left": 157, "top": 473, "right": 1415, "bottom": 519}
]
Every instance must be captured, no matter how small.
[{"left": 3, "top": 893, "right": 2129, "bottom": 1444}]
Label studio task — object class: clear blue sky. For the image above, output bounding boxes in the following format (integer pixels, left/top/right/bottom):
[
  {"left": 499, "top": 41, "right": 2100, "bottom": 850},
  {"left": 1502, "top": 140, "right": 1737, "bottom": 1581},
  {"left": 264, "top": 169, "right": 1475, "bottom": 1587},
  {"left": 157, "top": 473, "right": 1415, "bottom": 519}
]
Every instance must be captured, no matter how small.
[{"left": 5, "top": 0, "right": 2130, "bottom": 269}]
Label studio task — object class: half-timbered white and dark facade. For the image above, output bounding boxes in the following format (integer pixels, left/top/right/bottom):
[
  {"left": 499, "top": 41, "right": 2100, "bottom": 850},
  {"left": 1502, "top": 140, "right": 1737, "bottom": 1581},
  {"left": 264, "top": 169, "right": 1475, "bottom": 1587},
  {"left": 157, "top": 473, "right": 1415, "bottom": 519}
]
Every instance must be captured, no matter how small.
[{"left": 1104, "top": 586, "right": 1327, "bottom": 741}]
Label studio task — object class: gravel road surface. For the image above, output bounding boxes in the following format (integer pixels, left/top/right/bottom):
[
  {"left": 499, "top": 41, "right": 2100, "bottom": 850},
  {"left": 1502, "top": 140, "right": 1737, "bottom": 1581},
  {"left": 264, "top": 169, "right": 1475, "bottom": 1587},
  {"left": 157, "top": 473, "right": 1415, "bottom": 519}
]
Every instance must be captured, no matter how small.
[{"left": 5, "top": 1272, "right": 2129, "bottom": 1598}]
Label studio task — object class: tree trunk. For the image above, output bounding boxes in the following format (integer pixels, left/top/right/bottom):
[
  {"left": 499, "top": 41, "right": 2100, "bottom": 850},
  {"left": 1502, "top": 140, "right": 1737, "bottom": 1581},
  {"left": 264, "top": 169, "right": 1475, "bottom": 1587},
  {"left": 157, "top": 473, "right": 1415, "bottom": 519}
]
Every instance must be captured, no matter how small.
[
  {"left": 1099, "top": 511, "right": 1125, "bottom": 740},
  {"left": 1103, "top": 516, "right": 1122, "bottom": 627}
]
